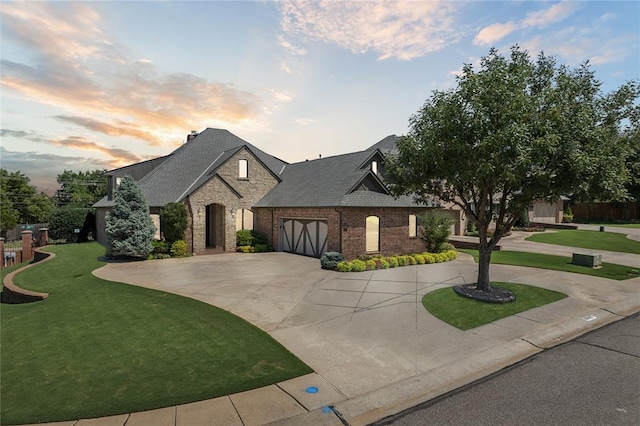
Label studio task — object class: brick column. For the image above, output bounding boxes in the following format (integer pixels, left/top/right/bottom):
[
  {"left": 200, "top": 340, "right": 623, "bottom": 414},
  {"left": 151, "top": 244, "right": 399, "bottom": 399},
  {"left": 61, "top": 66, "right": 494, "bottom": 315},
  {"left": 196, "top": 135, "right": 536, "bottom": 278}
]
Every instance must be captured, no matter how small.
[
  {"left": 38, "top": 228, "right": 49, "bottom": 247},
  {"left": 0, "top": 237, "right": 4, "bottom": 270},
  {"left": 21, "top": 230, "right": 33, "bottom": 262}
]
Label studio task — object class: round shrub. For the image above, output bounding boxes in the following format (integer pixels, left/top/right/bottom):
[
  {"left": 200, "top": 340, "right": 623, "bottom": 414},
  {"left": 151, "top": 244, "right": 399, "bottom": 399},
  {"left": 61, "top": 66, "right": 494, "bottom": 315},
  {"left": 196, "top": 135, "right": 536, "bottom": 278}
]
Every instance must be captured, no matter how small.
[
  {"left": 414, "top": 254, "right": 425, "bottom": 264},
  {"left": 397, "top": 256, "right": 408, "bottom": 267},
  {"left": 238, "top": 245, "right": 253, "bottom": 253},
  {"left": 321, "top": 252, "right": 345, "bottom": 270},
  {"left": 446, "top": 249, "right": 458, "bottom": 260},
  {"left": 407, "top": 256, "right": 417, "bottom": 265},
  {"left": 379, "top": 258, "right": 390, "bottom": 269},
  {"left": 387, "top": 257, "right": 399, "bottom": 268},
  {"left": 253, "top": 244, "right": 270, "bottom": 253},
  {"left": 424, "top": 254, "right": 435, "bottom": 264},
  {"left": 440, "top": 242, "right": 456, "bottom": 252},
  {"left": 365, "top": 259, "right": 377, "bottom": 270},
  {"left": 336, "top": 261, "right": 353, "bottom": 272},
  {"left": 435, "top": 253, "right": 446, "bottom": 263},
  {"left": 351, "top": 259, "right": 367, "bottom": 272},
  {"left": 236, "top": 229, "right": 253, "bottom": 246},
  {"left": 170, "top": 240, "right": 187, "bottom": 257}
]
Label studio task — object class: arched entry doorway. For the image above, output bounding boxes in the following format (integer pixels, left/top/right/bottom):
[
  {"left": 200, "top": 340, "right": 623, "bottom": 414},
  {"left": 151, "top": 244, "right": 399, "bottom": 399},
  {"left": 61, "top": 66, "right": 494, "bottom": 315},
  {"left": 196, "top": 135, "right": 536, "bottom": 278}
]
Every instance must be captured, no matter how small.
[{"left": 205, "top": 203, "right": 226, "bottom": 250}]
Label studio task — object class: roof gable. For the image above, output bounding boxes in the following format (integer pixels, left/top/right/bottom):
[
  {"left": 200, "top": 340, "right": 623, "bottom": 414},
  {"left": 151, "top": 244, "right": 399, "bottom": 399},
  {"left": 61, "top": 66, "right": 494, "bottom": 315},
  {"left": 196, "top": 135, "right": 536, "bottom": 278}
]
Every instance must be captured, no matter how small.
[{"left": 133, "top": 128, "right": 287, "bottom": 206}]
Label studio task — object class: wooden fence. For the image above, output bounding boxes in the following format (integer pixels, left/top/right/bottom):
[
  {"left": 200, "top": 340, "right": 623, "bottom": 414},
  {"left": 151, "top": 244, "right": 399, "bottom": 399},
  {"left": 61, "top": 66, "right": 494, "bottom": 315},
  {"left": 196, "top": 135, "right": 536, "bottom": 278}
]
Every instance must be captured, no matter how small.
[{"left": 572, "top": 201, "right": 639, "bottom": 221}]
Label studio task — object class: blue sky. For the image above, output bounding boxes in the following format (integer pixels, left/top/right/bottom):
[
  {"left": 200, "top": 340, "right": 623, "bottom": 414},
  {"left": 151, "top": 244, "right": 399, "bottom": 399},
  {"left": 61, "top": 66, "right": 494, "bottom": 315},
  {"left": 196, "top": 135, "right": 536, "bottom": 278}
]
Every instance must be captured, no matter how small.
[{"left": 1, "top": 0, "right": 638, "bottom": 193}]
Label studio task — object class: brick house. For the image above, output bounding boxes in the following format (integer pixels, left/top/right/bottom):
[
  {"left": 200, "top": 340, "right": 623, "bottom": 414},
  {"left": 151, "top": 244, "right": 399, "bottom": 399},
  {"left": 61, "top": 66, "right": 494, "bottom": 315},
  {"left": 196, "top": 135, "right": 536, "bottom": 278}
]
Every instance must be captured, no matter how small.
[{"left": 94, "top": 128, "right": 464, "bottom": 259}]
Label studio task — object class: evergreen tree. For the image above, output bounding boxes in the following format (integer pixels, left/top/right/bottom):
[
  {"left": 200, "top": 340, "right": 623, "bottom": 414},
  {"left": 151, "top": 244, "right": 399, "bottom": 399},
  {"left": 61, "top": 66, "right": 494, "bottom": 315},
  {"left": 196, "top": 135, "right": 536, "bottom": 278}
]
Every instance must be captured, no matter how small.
[{"left": 105, "top": 175, "right": 155, "bottom": 257}]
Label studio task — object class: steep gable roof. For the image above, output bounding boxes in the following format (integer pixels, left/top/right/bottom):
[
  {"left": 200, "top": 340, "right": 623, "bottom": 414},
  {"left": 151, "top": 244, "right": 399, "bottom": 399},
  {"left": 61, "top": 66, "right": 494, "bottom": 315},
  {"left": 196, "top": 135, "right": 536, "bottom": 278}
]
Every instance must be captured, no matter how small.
[
  {"left": 367, "top": 134, "right": 400, "bottom": 154},
  {"left": 255, "top": 145, "right": 428, "bottom": 208},
  {"left": 96, "top": 128, "right": 287, "bottom": 208}
]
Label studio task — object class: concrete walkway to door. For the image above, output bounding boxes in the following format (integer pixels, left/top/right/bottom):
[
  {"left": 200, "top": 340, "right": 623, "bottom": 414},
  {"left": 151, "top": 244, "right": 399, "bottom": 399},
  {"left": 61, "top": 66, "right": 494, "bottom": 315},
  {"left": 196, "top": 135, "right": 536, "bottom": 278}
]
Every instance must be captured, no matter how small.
[{"left": 87, "top": 248, "right": 640, "bottom": 425}]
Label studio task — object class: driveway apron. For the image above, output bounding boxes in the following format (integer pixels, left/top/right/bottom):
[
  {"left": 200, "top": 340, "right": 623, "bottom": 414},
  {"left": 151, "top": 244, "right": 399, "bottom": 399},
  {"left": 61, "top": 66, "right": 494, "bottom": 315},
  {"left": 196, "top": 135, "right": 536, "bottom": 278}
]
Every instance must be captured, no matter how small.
[{"left": 93, "top": 250, "right": 640, "bottom": 401}]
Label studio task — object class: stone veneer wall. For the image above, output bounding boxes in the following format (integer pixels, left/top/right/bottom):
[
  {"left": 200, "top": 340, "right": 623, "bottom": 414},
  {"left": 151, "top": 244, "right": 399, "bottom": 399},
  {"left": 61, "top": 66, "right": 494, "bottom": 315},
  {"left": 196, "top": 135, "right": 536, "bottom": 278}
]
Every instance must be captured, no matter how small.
[
  {"left": 255, "top": 206, "right": 430, "bottom": 260},
  {"left": 187, "top": 148, "right": 279, "bottom": 254}
]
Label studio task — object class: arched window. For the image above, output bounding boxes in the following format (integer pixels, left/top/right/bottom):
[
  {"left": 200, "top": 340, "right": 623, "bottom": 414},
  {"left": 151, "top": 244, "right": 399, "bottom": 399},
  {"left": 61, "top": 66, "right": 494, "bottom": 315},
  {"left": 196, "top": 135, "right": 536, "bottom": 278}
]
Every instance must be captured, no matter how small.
[
  {"left": 366, "top": 215, "right": 379, "bottom": 252},
  {"left": 235, "top": 209, "right": 254, "bottom": 230},
  {"left": 239, "top": 159, "right": 248, "bottom": 179},
  {"left": 409, "top": 214, "right": 417, "bottom": 238}
]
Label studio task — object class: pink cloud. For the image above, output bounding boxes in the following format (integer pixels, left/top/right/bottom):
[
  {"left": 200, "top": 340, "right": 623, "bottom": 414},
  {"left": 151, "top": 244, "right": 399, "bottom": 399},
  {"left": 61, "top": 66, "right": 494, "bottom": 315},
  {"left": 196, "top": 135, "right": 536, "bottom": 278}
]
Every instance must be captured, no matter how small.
[
  {"left": 0, "top": 2, "right": 265, "bottom": 149},
  {"left": 473, "top": 22, "right": 517, "bottom": 46}
]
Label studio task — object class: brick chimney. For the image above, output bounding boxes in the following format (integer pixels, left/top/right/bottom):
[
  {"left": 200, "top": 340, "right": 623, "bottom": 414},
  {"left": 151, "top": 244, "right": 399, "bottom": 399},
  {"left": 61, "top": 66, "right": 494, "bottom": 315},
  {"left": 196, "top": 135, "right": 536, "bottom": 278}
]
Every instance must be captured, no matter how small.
[{"left": 187, "top": 130, "right": 199, "bottom": 142}]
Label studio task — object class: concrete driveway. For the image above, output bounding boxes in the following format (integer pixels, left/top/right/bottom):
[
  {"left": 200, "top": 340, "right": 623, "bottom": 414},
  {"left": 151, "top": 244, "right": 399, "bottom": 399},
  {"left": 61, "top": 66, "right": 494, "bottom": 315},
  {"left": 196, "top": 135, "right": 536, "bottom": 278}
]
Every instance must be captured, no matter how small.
[{"left": 93, "top": 251, "right": 640, "bottom": 401}]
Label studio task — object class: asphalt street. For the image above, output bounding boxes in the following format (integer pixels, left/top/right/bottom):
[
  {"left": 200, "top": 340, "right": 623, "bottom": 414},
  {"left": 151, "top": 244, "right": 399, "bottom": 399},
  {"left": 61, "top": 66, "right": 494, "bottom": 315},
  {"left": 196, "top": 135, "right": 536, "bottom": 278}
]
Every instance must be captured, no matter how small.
[{"left": 374, "top": 312, "right": 640, "bottom": 426}]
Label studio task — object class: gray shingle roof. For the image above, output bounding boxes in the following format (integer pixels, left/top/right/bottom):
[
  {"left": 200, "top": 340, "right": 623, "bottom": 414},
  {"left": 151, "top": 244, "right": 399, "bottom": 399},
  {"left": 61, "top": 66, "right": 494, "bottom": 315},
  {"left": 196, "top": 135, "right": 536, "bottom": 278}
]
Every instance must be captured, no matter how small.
[
  {"left": 108, "top": 128, "right": 287, "bottom": 207},
  {"left": 255, "top": 143, "right": 428, "bottom": 208},
  {"left": 367, "top": 134, "right": 400, "bottom": 154}
]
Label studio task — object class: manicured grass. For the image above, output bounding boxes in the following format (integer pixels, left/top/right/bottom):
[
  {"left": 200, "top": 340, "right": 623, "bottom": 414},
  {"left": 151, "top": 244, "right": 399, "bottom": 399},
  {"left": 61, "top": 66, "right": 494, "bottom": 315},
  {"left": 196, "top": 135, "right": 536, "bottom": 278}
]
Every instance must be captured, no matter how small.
[
  {"left": 590, "top": 223, "right": 640, "bottom": 229},
  {"left": 0, "top": 243, "right": 312, "bottom": 425},
  {"left": 460, "top": 249, "right": 640, "bottom": 280},
  {"left": 525, "top": 229, "right": 640, "bottom": 254},
  {"left": 423, "top": 282, "right": 567, "bottom": 330}
]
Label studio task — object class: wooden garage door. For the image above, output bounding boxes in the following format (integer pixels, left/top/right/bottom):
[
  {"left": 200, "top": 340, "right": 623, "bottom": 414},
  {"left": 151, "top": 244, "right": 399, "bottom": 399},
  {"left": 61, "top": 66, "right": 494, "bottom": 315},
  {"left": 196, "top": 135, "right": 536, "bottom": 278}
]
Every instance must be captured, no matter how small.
[{"left": 281, "top": 219, "right": 328, "bottom": 258}]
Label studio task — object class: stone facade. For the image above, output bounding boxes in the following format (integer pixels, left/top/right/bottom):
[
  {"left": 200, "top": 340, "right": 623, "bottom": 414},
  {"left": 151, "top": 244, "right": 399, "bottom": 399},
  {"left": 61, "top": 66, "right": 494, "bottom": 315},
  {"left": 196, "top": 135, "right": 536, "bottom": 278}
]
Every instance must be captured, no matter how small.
[
  {"left": 255, "top": 206, "right": 431, "bottom": 260},
  {"left": 186, "top": 148, "right": 279, "bottom": 254}
]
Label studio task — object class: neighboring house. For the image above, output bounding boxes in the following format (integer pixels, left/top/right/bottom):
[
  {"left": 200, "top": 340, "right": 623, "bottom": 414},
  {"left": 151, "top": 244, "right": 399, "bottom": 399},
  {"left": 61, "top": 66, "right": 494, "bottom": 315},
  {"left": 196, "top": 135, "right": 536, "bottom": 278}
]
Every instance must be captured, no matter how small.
[{"left": 94, "top": 128, "right": 465, "bottom": 259}]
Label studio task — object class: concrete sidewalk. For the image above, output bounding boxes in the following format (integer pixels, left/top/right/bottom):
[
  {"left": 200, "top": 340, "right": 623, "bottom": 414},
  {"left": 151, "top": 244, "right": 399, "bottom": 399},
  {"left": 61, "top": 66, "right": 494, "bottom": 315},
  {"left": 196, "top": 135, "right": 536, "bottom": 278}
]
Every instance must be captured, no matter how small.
[{"left": 29, "top": 244, "right": 640, "bottom": 426}]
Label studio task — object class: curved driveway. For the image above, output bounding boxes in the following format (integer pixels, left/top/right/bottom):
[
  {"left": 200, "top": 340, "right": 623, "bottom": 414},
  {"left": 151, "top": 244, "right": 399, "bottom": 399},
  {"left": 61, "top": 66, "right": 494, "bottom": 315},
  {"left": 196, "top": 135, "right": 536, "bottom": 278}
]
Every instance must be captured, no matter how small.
[{"left": 94, "top": 238, "right": 640, "bottom": 402}]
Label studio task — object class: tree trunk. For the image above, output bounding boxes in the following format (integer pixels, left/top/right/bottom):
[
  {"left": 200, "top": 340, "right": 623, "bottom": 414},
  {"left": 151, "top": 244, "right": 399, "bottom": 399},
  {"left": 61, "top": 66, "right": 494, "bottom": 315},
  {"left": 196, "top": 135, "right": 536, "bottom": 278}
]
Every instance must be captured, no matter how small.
[{"left": 477, "top": 231, "right": 492, "bottom": 292}]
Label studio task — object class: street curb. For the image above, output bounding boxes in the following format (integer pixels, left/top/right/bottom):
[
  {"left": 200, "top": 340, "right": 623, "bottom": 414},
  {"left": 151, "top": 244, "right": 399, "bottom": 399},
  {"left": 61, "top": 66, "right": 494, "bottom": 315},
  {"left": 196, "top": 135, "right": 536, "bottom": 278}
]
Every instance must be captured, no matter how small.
[
  {"left": 269, "top": 339, "right": 541, "bottom": 426},
  {"left": 269, "top": 303, "right": 640, "bottom": 426}
]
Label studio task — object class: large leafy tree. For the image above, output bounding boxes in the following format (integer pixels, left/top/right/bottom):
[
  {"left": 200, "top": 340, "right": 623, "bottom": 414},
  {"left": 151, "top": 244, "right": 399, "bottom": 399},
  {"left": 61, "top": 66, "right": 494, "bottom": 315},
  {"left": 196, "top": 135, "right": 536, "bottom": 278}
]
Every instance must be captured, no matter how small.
[
  {"left": 55, "top": 169, "right": 108, "bottom": 208},
  {"left": 0, "top": 169, "right": 54, "bottom": 231},
  {"left": 387, "top": 46, "right": 638, "bottom": 295},
  {"left": 105, "top": 175, "right": 155, "bottom": 257}
]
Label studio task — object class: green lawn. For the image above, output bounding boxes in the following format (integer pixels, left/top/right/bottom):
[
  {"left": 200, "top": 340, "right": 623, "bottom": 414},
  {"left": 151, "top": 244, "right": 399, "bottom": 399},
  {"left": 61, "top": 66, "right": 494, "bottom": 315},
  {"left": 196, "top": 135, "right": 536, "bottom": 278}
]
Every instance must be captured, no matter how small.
[
  {"left": 0, "top": 243, "right": 311, "bottom": 425},
  {"left": 590, "top": 223, "right": 640, "bottom": 229},
  {"left": 460, "top": 249, "right": 640, "bottom": 280},
  {"left": 423, "top": 282, "right": 567, "bottom": 330},
  {"left": 525, "top": 229, "right": 640, "bottom": 254}
]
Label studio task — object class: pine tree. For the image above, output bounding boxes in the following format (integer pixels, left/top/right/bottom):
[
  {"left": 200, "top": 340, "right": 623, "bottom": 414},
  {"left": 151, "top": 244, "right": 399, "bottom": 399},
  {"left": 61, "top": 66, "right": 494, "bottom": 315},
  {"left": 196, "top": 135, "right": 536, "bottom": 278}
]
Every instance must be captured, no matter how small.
[{"left": 105, "top": 175, "right": 155, "bottom": 257}]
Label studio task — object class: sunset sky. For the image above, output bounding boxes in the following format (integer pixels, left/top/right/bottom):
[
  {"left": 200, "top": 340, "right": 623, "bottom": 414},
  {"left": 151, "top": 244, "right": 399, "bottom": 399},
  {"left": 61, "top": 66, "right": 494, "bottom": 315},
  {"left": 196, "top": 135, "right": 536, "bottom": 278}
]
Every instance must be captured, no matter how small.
[{"left": 1, "top": 1, "right": 638, "bottom": 193}]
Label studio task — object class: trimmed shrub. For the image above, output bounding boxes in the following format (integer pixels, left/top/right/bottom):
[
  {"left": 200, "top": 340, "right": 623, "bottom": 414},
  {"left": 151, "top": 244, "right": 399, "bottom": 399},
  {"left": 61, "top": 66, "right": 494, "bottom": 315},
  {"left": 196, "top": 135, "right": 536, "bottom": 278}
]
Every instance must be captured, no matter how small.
[
  {"left": 254, "top": 244, "right": 270, "bottom": 253},
  {"left": 446, "top": 249, "right": 458, "bottom": 260},
  {"left": 170, "top": 240, "right": 187, "bottom": 257},
  {"left": 387, "top": 257, "right": 399, "bottom": 268},
  {"left": 440, "top": 242, "right": 456, "bottom": 252},
  {"left": 435, "top": 253, "right": 447, "bottom": 263},
  {"left": 424, "top": 254, "right": 435, "bottom": 264},
  {"left": 397, "top": 256, "right": 408, "bottom": 266},
  {"left": 236, "top": 229, "right": 253, "bottom": 246},
  {"left": 251, "top": 230, "right": 268, "bottom": 246},
  {"left": 351, "top": 259, "right": 367, "bottom": 272},
  {"left": 365, "top": 259, "right": 377, "bottom": 270},
  {"left": 407, "top": 256, "right": 417, "bottom": 265},
  {"left": 321, "top": 252, "right": 345, "bottom": 270},
  {"left": 238, "top": 245, "right": 253, "bottom": 253},
  {"left": 336, "top": 261, "right": 353, "bottom": 272},
  {"left": 420, "top": 211, "right": 454, "bottom": 253},
  {"left": 414, "top": 254, "right": 425, "bottom": 264},
  {"left": 151, "top": 240, "right": 169, "bottom": 254},
  {"left": 379, "top": 258, "right": 390, "bottom": 269},
  {"left": 160, "top": 202, "right": 187, "bottom": 243}
]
